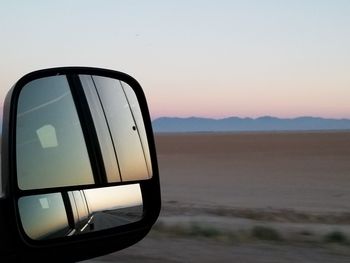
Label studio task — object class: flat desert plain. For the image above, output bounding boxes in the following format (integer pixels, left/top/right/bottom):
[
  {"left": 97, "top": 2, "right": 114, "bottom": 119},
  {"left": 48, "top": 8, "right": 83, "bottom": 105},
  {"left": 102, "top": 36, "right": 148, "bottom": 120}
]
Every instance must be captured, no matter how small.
[
  {"left": 156, "top": 131, "right": 350, "bottom": 212},
  {"left": 90, "top": 132, "right": 350, "bottom": 263}
]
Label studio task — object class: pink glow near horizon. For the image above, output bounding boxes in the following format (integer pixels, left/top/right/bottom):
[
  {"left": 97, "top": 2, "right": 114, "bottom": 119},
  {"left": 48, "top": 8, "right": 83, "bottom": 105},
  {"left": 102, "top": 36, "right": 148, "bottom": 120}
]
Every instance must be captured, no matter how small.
[
  {"left": 148, "top": 94, "right": 350, "bottom": 120},
  {"left": 150, "top": 112, "right": 350, "bottom": 121}
]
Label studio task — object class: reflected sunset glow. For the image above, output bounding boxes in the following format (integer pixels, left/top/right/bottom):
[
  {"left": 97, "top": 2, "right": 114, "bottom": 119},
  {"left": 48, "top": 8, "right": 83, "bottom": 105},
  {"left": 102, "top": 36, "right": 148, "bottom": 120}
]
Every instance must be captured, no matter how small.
[{"left": 84, "top": 184, "right": 142, "bottom": 213}]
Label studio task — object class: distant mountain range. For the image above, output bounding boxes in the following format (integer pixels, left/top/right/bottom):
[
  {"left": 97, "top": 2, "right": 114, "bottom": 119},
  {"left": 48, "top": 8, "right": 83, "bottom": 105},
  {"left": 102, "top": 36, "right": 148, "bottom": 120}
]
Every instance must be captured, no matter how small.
[{"left": 152, "top": 116, "right": 350, "bottom": 133}]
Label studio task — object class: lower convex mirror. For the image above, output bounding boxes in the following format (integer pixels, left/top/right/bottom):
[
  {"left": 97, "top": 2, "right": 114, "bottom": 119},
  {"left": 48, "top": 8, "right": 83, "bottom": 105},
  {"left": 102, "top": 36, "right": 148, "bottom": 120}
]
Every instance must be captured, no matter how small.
[{"left": 18, "top": 184, "right": 143, "bottom": 240}]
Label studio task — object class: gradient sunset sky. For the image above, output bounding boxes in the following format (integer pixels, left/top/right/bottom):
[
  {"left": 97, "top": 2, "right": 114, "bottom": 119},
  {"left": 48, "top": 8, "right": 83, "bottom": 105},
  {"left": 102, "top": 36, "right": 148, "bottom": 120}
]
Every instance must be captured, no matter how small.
[{"left": 0, "top": 0, "right": 349, "bottom": 119}]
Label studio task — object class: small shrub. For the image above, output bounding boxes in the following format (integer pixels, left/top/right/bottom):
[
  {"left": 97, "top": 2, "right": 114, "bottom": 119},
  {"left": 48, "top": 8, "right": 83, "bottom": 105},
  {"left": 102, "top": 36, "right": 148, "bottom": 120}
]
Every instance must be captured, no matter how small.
[
  {"left": 324, "top": 231, "right": 347, "bottom": 244},
  {"left": 300, "top": 230, "right": 313, "bottom": 236},
  {"left": 251, "top": 226, "right": 283, "bottom": 241},
  {"left": 188, "top": 223, "right": 221, "bottom": 238}
]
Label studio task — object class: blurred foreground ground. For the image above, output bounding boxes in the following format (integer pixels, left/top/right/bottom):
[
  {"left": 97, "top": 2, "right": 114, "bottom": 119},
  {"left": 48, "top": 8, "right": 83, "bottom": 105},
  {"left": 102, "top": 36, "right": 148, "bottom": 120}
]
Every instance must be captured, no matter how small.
[{"left": 88, "top": 132, "right": 350, "bottom": 262}]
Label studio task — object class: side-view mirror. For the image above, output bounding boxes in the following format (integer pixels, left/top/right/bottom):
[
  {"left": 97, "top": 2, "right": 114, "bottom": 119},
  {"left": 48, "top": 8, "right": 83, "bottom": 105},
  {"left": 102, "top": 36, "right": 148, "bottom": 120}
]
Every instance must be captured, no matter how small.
[{"left": 0, "top": 67, "right": 161, "bottom": 262}]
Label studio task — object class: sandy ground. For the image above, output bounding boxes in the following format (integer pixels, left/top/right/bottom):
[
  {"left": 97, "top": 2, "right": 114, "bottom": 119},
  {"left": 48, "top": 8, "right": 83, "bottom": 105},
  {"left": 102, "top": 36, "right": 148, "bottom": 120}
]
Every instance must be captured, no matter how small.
[
  {"left": 156, "top": 132, "right": 350, "bottom": 212},
  {"left": 87, "top": 131, "right": 350, "bottom": 262},
  {"left": 87, "top": 237, "right": 350, "bottom": 263}
]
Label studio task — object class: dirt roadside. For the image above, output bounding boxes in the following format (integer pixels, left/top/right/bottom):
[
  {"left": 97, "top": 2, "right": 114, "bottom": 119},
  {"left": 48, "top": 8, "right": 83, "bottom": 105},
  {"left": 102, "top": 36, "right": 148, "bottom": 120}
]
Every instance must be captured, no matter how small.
[{"left": 85, "top": 132, "right": 350, "bottom": 262}]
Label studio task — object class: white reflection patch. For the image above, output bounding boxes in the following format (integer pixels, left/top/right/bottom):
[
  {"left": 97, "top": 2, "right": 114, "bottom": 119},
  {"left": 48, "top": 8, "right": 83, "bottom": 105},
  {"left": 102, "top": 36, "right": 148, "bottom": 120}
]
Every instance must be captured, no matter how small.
[
  {"left": 39, "top": 198, "right": 49, "bottom": 209},
  {"left": 36, "top": 124, "right": 58, "bottom": 148}
]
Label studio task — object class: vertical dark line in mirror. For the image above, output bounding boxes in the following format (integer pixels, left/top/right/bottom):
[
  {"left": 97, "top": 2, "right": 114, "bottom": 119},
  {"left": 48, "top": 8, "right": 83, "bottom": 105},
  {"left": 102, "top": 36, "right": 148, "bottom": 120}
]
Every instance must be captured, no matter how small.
[
  {"left": 71, "top": 193, "right": 80, "bottom": 224},
  {"left": 120, "top": 81, "right": 151, "bottom": 178},
  {"left": 66, "top": 74, "right": 105, "bottom": 185},
  {"left": 81, "top": 190, "right": 91, "bottom": 216},
  {"left": 91, "top": 76, "right": 123, "bottom": 182},
  {"left": 62, "top": 192, "right": 75, "bottom": 230}
]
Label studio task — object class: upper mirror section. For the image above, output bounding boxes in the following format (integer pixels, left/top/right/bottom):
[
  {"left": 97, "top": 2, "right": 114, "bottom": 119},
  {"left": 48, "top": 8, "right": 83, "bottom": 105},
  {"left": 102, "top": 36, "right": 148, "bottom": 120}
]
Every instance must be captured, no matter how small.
[{"left": 15, "top": 70, "right": 153, "bottom": 190}]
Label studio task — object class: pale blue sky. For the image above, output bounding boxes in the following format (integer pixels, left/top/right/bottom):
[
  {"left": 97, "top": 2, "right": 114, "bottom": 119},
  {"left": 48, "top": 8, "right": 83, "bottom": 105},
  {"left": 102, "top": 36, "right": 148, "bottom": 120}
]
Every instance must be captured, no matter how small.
[{"left": 1, "top": 0, "right": 349, "bottom": 119}]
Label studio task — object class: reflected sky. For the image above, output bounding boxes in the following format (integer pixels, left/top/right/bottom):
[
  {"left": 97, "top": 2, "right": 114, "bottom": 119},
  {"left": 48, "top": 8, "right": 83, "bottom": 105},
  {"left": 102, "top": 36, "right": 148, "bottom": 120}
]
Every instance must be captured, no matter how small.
[
  {"left": 84, "top": 184, "right": 142, "bottom": 213},
  {"left": 18, "top": 193, "right": 69, "bottom": 240},
  {"left": 16, "top": 76, "right": 94, "bottom": 189}
]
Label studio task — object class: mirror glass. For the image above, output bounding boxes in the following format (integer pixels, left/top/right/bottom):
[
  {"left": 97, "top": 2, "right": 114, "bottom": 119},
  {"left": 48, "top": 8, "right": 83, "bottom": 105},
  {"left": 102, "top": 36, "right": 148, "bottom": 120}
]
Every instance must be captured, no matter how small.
[
  {"left": 15, "top": 73, "right": 152, "bottom": 241},
  {"left": 80, "top": 75, "right": 152, "bottom": 182},
  {"left": 16, "top": 76, "right": 94, "bottom": 190},
  {"left": 16, "top": 74, "right": 153, "bottom": 191},
  {"left": 121, "top": 81, "right": 152, "bottom": 177},
  {"left": 18, "top": 184, "right": 143, "bottom": 240},
  {"left": 18, "top": 193, "right": 70, "bottom": 240}
]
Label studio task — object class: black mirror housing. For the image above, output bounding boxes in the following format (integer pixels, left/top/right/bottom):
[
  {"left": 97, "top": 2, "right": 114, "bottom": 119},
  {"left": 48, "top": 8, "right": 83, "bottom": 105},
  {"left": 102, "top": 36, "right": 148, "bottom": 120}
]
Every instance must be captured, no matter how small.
[{"left": 0, "top": 67, "right": 161, "bottom": 262}]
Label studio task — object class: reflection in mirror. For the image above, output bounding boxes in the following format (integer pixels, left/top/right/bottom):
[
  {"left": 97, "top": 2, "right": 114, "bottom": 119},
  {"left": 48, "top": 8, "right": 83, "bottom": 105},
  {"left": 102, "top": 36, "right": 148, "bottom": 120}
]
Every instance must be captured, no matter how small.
[
  {"left": 18, "top": 193, "right": 70, "bottom": 240},
  {"left": 16, "top": 76, "right": 94, "bottom": 189},
  {"left": 18, "top": 184, "right": 143, "bottom": 240},
  {"left": 36, "top": 124, "right": 58, "bottom": 148},
  {"left": 121, "top": 81, "right": 153, "bottom": 178},
  {"left": 83, "top": 184, "right": 143, "bottom": 232},
  {"left": 79, "top": 75, "right": 121, "bottom": 183},
  {"left": 92, "top": 76, "right": 148, "bottom": 182},
  {"left": 80, "top": 75, "right": 152, "bottom": 182}
]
